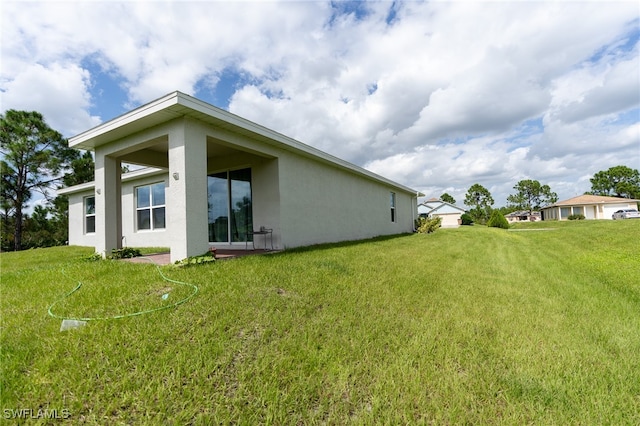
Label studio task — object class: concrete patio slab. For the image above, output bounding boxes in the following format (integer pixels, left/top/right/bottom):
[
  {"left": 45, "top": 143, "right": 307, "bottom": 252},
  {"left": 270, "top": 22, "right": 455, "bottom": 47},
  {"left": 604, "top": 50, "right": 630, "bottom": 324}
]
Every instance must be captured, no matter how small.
[{"left": 123, "top": 249, "right": 276, "bottom": 265}]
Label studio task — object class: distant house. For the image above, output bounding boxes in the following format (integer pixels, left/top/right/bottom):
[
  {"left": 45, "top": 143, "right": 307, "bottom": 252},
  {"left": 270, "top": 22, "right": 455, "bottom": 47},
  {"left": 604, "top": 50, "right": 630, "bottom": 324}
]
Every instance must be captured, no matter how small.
[
  {"left": 418, "top": 198, "right": 467, "bottom": 228},
  {"left": 59, "top": 91, "right": 422, "bottom": 262},
  {"left": 540, "top": 195, "right": 640, "bottom": 221},
  {"left": 505, "top": 210, "right": 541, "bottom": 223}
]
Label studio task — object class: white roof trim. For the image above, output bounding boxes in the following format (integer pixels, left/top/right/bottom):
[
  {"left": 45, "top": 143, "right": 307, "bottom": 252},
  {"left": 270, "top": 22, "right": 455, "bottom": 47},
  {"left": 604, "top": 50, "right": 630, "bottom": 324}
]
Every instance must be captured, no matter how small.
[
  {"left": 58, "top": 167, "right": 166, "bottom": 195},
  {"left": 69, "top": 91, "right": 422, "bottom": 196},
  {"left": 419, "top": 200, "right": 466, "bottom": 213},
  {"left": 57, "top": 181, "right": 95, "bottom": 195}
]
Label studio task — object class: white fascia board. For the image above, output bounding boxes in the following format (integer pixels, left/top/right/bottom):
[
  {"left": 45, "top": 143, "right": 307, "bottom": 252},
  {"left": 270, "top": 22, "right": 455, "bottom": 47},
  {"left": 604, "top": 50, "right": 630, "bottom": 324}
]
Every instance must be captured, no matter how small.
[
  {"left": 57, "top": 181, "right": 95, "bottom": 195},
  {"left": 174, "top": 93, "right": 422, "bottom": 195},
  {"left": 68, "top": 92, "right": 182, "bottom": 149},
  {"left": 440, "top": 206, "right": 465, "bottom": 214},
  {"left": 69, "top": 91, "right": 422, "bottom": 196},
  {"left": 57, "top": 167, "right": 167, "bottom": 195},
  {"left": 420, "top": 201, "right": 464, "bottom": 212}
]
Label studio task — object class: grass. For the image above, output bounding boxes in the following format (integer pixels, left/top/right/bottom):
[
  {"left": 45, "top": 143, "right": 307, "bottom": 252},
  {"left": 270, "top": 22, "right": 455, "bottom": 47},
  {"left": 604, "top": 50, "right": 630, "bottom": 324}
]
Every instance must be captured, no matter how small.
[{"left": 1, "top": 220, "right": 639, "bottom": 424}]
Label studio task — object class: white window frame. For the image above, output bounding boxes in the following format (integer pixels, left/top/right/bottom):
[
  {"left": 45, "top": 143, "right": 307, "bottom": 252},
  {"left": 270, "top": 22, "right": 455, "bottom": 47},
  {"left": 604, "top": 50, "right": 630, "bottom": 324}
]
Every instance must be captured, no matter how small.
[
  {"left": 135, "top": 182, "right": 166, "bottom": 231},
  {"left": 84, "top": 196, "right": 95, "bottom": 234}
]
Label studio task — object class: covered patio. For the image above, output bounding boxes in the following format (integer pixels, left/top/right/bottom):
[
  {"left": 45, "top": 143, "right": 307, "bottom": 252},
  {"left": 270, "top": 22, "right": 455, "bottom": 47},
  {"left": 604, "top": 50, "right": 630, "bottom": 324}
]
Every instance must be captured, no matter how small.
[{"left": 69, "top": 93, "right": 282, "bottom": 263}]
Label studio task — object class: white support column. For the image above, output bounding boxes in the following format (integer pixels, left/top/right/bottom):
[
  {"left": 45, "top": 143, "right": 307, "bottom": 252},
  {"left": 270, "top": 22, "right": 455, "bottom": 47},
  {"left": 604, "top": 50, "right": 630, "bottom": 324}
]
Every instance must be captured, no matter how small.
[
  {"left": 167, "top": 118, "right": 208, "bottom": 262},
  {"left": 95, "top": 152, "right": 122, "bottom": 257}
]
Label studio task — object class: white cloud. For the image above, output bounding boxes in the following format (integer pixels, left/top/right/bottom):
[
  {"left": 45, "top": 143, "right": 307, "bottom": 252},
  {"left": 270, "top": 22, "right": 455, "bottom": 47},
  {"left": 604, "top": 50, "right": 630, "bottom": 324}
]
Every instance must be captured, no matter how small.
[
  {"left": 554, "top": 51, "right": 640, "bottom": 123},
  {"left": 0, "top": 62, "right": 100, "bottom": 136}
]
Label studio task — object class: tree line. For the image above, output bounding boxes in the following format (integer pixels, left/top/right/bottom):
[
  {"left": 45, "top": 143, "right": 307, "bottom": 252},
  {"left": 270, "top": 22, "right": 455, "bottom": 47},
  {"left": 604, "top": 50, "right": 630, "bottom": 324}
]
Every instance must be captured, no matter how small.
[
  {"left": 440, "top": 165, "right": 640, "bottom": 225},
  {"left": 2, "top": 109, "right": 640, "bottom": 250}
]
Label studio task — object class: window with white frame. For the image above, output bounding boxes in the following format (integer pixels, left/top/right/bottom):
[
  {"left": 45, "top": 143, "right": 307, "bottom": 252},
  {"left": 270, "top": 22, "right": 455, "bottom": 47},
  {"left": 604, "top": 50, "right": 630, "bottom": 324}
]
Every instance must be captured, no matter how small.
[
  {"left": 85, "top": 196, "right": 95, "bottom": 234},
  {"left": 136, "top": 182, "right": 165, "bottom": 230},
  {"left": 390, "top": 192, "right": 396, "bottom": 222}
]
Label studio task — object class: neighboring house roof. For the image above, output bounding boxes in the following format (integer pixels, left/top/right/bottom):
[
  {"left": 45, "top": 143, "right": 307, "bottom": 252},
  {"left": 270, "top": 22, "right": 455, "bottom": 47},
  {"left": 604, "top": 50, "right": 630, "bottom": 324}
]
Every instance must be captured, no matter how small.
[
  {"left": 505, "top": 210, "right": 541, "bottom": 217},
  {"left": 544, "top": 194, "right": 640, "bottom": 207},
  {"left": 418, "top": 199, "right": 466, "bottom": 215},
  {"left": 69, "top": 91, "right": 421, "bottom": 196}
]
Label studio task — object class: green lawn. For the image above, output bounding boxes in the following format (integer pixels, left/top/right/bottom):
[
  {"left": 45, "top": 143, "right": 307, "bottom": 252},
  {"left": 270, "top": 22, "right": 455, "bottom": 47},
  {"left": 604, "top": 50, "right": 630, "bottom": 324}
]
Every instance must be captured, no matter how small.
[{"left": 1, "top": 220, "right": 639, "bottom": 424}]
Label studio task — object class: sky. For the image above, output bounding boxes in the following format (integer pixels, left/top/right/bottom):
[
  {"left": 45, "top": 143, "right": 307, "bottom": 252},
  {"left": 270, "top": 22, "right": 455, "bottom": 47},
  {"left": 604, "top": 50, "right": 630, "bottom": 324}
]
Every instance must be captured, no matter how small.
[{"left": 2, "top": 0, "right": 639, "bottom": 208}]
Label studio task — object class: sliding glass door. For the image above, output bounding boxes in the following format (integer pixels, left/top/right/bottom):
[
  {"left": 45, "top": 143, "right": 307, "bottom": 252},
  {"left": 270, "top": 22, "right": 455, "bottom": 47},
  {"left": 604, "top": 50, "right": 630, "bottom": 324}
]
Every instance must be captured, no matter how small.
[{"left": 207, "top": 168, "right": 253, "bottom": 243}]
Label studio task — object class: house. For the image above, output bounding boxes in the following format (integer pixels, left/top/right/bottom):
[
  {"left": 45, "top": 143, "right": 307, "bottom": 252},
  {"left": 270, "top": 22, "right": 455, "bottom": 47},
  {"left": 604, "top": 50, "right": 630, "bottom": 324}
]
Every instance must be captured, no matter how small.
[
  {"left": 59, "top": 91, "right": 422, "bottom": 262},
  {"left": 505, "top": 210, "right": 541, "bottom": 223},
  {"left": 540, "top": 195, "right": 640, "bottom": 220},
  {"left": 417, "top": 198, "right": 466, "bottom": 228}
]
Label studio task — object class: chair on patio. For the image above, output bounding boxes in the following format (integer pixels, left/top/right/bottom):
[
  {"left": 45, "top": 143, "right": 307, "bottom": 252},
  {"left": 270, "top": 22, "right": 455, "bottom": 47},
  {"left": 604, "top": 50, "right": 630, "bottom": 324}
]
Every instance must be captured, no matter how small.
[{"left": 246, "top": 226, "right": 273, "bottom": 250}]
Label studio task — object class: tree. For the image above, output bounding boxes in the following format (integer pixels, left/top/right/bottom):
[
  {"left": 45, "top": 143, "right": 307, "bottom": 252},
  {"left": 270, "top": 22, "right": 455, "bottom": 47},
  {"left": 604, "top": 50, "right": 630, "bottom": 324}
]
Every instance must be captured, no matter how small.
[
  {"left": 589, "top": 165, "right": 640, "bottom": 199},
  {"left": 495, "top": 205, "right": 517, "bottom": 216},
  {"left": 22, "top": 204, "right": 57, "bottom": 248},
  {"left": 63, "top": 150, "right": 94, "bottom": 187},
  {"left": 440, "top": 193, "right": 456, "bottom": 204},
  {"left": 464, "top": 183, "right": 494, "bottom": 224},
  {"left": 506, "top": 179, "right": 558, "bottom": 212},
  {"left": 464, "top": 183, "right": 494, "bottom": 208},
  {"left": 0, "top": 110, "right": 79, "bottom": 250},
  {"left": 45, "top": 195, "right": 72, "bottom": 245}
]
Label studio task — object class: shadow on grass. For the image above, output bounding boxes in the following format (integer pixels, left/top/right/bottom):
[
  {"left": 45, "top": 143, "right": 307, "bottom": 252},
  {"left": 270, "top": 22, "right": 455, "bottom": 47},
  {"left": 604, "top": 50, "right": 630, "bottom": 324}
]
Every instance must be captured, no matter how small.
[{"left": 271, "top": 232, "right": 414, "bottom": 257}]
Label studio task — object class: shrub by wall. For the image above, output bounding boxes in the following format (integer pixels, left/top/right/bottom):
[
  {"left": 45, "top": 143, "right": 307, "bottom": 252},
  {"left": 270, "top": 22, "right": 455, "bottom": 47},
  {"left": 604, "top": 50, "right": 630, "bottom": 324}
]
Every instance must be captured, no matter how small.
[
  {"left": 415, "top": 216, "right": 442, "bottom": 234},
  {"left": 110, "top": 247, "right": 142, "bottom": 259}
]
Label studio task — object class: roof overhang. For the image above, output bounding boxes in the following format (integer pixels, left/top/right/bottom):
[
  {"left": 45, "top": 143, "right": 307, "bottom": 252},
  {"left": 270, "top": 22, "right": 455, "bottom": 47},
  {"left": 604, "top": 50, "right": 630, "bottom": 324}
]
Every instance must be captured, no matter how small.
[
  {"left": 70, "top": 91, "right": 422, "bottom": 196},
  {"left": 58, "top": 167, "right": 166, "bottom": 195}
]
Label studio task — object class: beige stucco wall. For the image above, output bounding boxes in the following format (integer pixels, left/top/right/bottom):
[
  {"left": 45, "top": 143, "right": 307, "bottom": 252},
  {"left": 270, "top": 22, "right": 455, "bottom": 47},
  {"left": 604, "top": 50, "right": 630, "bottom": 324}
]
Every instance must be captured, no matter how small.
[{"left": 277, "top": 151, "right": 416, "bottom": 248}]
